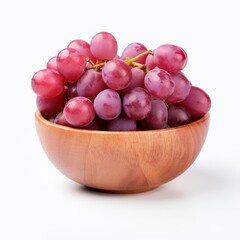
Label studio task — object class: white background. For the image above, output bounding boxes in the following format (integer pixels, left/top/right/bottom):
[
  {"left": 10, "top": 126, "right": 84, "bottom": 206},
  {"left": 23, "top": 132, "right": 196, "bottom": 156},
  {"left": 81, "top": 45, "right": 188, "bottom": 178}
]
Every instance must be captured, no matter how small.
[{"left": 1, "top": 0, "right": 240, "bottom": 239}]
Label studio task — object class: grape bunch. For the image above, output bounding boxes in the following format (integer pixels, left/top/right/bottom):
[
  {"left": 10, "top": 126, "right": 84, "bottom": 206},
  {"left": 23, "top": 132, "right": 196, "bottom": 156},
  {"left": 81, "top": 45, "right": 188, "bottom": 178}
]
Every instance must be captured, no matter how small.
[{"left": 31, "top": 31, "right": 211, "bottom": 131}]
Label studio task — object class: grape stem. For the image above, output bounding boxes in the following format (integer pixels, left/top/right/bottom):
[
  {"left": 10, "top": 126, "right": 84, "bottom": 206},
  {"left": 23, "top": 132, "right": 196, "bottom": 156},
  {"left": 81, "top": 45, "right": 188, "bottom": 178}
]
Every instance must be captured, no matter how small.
[
  {"left": 85, "top": 50, "right": 153, "bottom": 72},
  {"left": 86, "top": 57, "right": 95, "bottom": 66}
]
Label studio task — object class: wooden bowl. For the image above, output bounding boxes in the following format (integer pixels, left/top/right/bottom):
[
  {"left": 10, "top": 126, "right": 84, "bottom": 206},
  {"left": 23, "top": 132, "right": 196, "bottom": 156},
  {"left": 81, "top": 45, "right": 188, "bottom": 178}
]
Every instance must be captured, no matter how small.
[{"left": 35, "top": 111, "right": 210, "bottom": 193}]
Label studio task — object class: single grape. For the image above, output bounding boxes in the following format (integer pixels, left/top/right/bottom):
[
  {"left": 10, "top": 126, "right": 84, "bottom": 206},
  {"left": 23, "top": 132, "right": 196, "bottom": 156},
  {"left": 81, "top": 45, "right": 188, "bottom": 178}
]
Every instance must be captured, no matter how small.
[
  {"left": 57, "top": 48, "right": 86, "bottom": 83},
  {"left": 107, "top": 114, "right": 137, "bottom": 131},
  {"left": 81, "top": 117, "right": 106, "bottom": 130},
  {"left": 167, "top": 105, "right": 192, "bottom": 127},
  {"left": 153, "top": 44, "right": 187, "bottom": 73},
  {"left": 37, "top": 90, "right": 66, "bottom": 119},
  {"left": 144, "top": 67, "right": 175, "bottom": 100},
  {"left": 145, "top": 54, "right": 157, "bottom": 70},
  {"left": 67, "top": 39, "right": 96, "bottom": 62},
  {"left": 119, "top": 67, "right": 145, "bottom": 95},
  {"left": 102, "top": 59, "right": 132, "bottom": 90},
  {"left": 46, "top": 56, "right": 58, "bottom": 71},
  {"left": 31, "top": 69, "right": 65, "bottom": 98},
  {"left": 90, "top": 32, "right": 118, "bottom": 60},
  {"left": 77, "top": 69, "right": 107, "bottom": 101},
  {"left": 54, "top": 111, "right": 72, "bottom": 127},
  {"left": 121, "top": 42, "right": 148, "bottom": 63},
  {"left": 66, "top": 83, "right": 78, "bottom": 100},
  {"left": 141, "top": 100, "right": 168, "bottom": 130},
  {"left": 123, "top": 87, "right": 152, "bottom": 120},
  {"left": 63, "top": 97, "right": 95, "bottom": 127},
  {"left": 179, "top": 86, "right": 211, "bottom": 119},
  {"left": 166, "top": 71, "right": 192, "bottom": 104},
  {"left": 93, "top": 89, "right": 122, "bottom": 120}
]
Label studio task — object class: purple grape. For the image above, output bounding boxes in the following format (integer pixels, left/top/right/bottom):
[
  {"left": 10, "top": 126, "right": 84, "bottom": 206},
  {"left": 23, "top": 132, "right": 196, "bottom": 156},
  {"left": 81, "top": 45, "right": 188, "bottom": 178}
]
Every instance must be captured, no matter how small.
[
  {"left": 119, "top": 67, "right": 145, "bottom": 95},
  {"left": 66, "top": 82, "right": 78, "bottom": 100},
  {"left": 82, "top": 117, "right": 106, "bottom": 130},
  {"left": 77, "top": 69, "right": 107, "bottom": 101},
  {"left": 54, "top": 111, "right": 72, "bottom": 127},
  {"left": 93, "top": 89, "right": 122, "bottom": 120},
  {"left": 167, "top": 105, "right": 192, "bottom": 127},
  {"left": 123, "top": 87, "right": 152, "bottom": 120},
  {"left": 141, "top": 100, "right": 168, "bottom": 130},
  {"left": 179, "top": 86, "right": 211, "bottom": 118},
  {"left": 107, "top": 114, "right": 137, "bottom": 131},
  {"left": 166, "top": 71, "right": 192, "bottom": 104}
]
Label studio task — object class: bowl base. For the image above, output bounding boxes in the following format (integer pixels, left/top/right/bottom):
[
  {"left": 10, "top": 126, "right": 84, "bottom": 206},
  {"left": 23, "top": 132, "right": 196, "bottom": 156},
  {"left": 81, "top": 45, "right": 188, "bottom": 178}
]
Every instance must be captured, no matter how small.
[{"left": 84, "top": 185, "right": 160, "bottom": 194}]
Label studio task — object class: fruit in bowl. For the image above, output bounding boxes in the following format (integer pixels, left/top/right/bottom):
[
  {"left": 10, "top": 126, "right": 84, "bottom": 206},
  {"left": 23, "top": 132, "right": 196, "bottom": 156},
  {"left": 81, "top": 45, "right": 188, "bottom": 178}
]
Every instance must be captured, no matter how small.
[{"left": 32, "top": 32, "right": 211, "bottom": 193}]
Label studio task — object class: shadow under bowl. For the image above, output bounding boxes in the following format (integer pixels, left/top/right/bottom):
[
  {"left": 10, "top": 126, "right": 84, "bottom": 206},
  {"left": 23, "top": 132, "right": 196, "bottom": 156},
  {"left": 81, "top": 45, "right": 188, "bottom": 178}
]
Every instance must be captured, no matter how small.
[{"left": 35, "top": 111, "right": 210, "bottom": 193}]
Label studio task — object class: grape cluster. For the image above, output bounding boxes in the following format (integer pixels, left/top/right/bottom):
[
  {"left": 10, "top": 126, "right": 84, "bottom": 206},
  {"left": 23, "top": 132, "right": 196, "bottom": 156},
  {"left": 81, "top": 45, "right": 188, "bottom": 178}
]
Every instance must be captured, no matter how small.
[{"left": 31, "top": 31, "right": 211, "bottom": 131}]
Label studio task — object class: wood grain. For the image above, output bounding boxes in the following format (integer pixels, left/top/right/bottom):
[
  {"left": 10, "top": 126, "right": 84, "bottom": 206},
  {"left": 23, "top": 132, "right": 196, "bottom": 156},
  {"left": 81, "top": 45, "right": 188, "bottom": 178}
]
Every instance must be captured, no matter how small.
[{"left": 35, "top": 111, "right": 210, "bottom": 193}]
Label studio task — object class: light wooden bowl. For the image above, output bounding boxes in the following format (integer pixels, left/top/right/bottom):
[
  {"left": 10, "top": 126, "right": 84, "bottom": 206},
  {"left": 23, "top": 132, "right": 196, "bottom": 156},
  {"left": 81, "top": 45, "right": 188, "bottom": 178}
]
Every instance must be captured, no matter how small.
[{"left": 35, "top": 111, "right": 210, "bottom": 193}]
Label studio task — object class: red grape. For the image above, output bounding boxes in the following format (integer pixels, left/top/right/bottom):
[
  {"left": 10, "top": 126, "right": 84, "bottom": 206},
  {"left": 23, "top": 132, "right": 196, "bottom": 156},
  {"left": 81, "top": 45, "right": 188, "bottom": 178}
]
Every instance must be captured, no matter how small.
[
  {"left": 77, "top": 69, "right": 107, "bottom": 101},
  {"left": 121, "top": 42, "right": 148, "bottom": 63},
  {"left": 123, "top": 87, "right": 152, "bottom": 120},
  {"left": 120, "top": 67, "right": 145, "bottom": 95},
  {"left": 90, "top": 32, "right": 118, "bottom": 60},
  {"left": 102, "top": 59, "right": 132, "bottom": 90},
  {"left": 166, "top": 71, "right": 192, "bottom": 104},
  {"left": 145, "top": 54, "right": 157, "bottom": 70},
  {"left": 141, "top": 100, "right": 168, "bottom": 130},
  {"left": 107, "top": 114, "right": 137, "bottom": 131},
  {"left": 66, "top": 82, "right": 79, "bottom": 100},
  {"left": 57, "top": 48, "right": 86, "bottom": 83},
  {"left": 31, "top": 69, "right": 65, "bottom": 98},
  {"left": 82, "top": 117, "right": 106, "bottom": 130},
  {"left": 46, "top": 56, "right": 58, "bottom": 71},
  {"left": 167, "top": 105, "right": 192, "bottom": 127},
  {"left": 67, "top": 39, "right": 96, "bottom": 62},
  {"left": 63, "top": 97, "right": 95, "bottom": 127},
  {"left": 144, "top": 67, "right": 175, "bottom": 100},
  {"left": 179, "top": 86, "right": 211, "bottom": 118},
  {"left": 153, "top": 44, "right": 187, "bottom": 73},
  {"left": 36, "top": 90, "right": 66, "bottom": 119},
  {"left": 54, "top": 111, "right": 72, "bottom": 127}
]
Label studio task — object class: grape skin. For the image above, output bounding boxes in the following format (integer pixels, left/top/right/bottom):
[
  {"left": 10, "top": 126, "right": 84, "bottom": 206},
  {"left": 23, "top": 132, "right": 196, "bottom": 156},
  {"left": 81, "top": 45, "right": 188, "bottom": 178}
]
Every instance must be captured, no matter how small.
[
  {"left": 167, "top": 105, "right": 192, "bottom": 127},
  {"left": 90, "top": 32, "right": 118, "bottom": 60},
  {"left": 107, "top": 114, "right": 137, "bottom": 131},
  {"left": 179, "top": 86, "right": 211, "bottom": 119},
  {"left": 121, "top": 42, "right": 148, "bottom": 64},
  {"left": 31, "top": 69, "right": 65, "bottom": 98},
  {"left": 37, "top": 90, "right": 66, "bottom": 119},
  {"left": 144, "top": 67, "right": 175, "bottom": 100},
  {"left": 102, "top": 59, "right": 132, "bottom": 90},
  {"left": 153, "top": 44, "right": 187, "bottom": 73},
  {"left": 123, "top": 87, "right": 152, "bottom": 120},
  {"left": 67, "top": 39, "right": 96, "bottom": 62},
  {"left": 93, "top": 89, "right": 122, "bottom": 120},
  {"left": 166, "top": 71, "right": 192, "bottom": 104},
  {"left": 77, "top": 69, "right": 107, "bottom": 101},
  {"left": 63, "top": 97, "right": 95, "bottom": 127},
  {"left": 56, "top": 48, "right": 86, "bottom": 83},
  {"left": 141, "top": 100, "right": 168, "bottom": 130}
]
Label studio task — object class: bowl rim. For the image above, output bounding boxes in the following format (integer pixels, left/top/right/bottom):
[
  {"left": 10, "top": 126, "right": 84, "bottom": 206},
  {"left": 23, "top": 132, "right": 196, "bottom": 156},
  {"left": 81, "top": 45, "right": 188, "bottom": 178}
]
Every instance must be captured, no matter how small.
[{"left": 35, "top": 110, "right": 210, "bottom": 135}]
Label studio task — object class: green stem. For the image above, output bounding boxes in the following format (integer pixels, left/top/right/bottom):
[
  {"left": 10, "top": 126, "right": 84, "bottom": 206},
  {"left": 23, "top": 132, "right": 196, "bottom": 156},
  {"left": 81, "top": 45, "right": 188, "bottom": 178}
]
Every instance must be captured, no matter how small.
[{"left": 126, "top": 50, "right": 153, "bottom": 64}]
